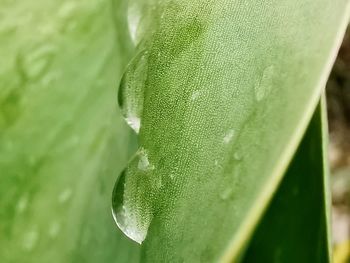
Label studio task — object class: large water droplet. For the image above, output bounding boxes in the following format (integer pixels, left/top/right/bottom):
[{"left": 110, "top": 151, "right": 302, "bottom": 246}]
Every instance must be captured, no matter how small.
[
  {"left": 112, "top": 169, "right": 152, "bottom": 244},
  {"left": 254, "top": 65, "right": 275, "bottom": 101},
  {"left": 118, "top": 50, "right": 148, "bottom": 134}
]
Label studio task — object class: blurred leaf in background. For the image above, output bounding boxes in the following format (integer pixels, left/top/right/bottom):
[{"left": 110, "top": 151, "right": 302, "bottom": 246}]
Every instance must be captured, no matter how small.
[
  {"left": 0, "top": 0, "right": 139, "bottom": 262},
  {"left": 327, "top": 26, "right": 350, "bottom": 263}
]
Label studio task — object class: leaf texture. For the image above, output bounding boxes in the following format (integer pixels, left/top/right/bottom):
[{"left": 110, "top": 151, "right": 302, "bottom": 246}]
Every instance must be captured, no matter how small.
[{"left": 112, "top": 0, "right": 350, "bottom": 262}]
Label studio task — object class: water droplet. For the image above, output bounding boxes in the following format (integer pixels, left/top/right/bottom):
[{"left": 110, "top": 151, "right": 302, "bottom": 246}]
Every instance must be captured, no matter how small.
[
  {"left": 126, "top": 116, "right": 141, "bottom": 133},
  {"left": 127, "top": 6, "right": 142, "bottom": 43},
  {"left": 70, "top": 135, "right": 80, "bottom": 145},
  {"left": 37, "top": 23, "right": 57, "bottom": 36},
  {"left": 48, "top": 221, "right": 61, "bottom": 238},
  {"left": 58, "top": 188, "right": 72, "bottom": 204},
  {"left": 223, "top": 129, "right": 235, "bottom": 144},
  {"left": 41, "top": 71, "right": 60, "bottom": 87},
  {"left": 16, "top": 195, "right": 28, "bottom": 213},
  {"left": 22, "top": 229, "right": 39, "bottom": 251},
  {"left": 191, "top": 90, "right": 201, "bottom": 101},
  {"left": 214, "top": 160, "right": 219, "bottom": 166},
  {"left": 220, "top": 188, "right": 233, "bottom": 200},
  {"left": 112, "top": 170, "right": 152, "bottom": 244},
  {"left": 58, "top": 1, "right": 77, "bottom": 19},
  {"left": 254, "top": 65, "right": 275, "bottom": 101},
  {"left": 17, "top": 45, "right": 56, "bottom": 81},
  {"left": 137, "top": 148, "right": 154, "bottom": 171},
  {"left": 118, "top": 51, "right": 148, "bottom": 134},
  {"left": 233, "top": 152, "right": 243, "bottom": 161}
]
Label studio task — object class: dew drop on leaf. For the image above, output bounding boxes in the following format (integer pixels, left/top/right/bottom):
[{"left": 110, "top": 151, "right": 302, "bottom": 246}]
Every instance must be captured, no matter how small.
[
  {"left": 118, "top": 50, "right": 148, "bottom": 133},
  {"left": 223, "top": 129, "right": 235, "bottom": 144},
  {"left": 220, "top": 187, "right": 233, "bottom": 201},
  {"left": 48, "top": 221, "right": 61, "bottom": 238},
  {"left": 137, "top": 148, "right": 155, "bottom": 171},
  {"left": 254, "top": 65, "right": 275, "bottom": 101},
  {"left": 22, "top": 229, "right": 39, "bottom": 251},
  {"left": 126, "top": 116, "right": 141, "bottom": 133},
  {"left": 17, "top": 45, "right": 56, "bottom": 81},
  {"left": 233, "top": 152, "right": 243, "bottom": 161},
  {"left": 112, "top": 169, "right": 152, "bottom": 244},
  {"left": 127, "top": 5, "right": 142, "bottom": 44},
  {"left": 16, "top": 195, "right": 28, "bottom": 213},
  {"left": 58, "top": 1, "right": 77, "bottom": 19},
  {"left": 58, "top": 188, "right": 72, "bottom": 204},
  {"left": 191, "top": 90, "right": 201, "bottom": 101}
]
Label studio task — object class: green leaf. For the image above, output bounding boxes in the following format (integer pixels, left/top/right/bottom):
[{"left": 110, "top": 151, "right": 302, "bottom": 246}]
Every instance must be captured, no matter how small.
[
  {"left": 0, "top": 0, "right": 138, "bottom": 262},
  {"left": 243, "top": 96, "right": 332, "bottom": 263},
  {"left": 112, "top": 1, "right": 350, "bottom": 261}
]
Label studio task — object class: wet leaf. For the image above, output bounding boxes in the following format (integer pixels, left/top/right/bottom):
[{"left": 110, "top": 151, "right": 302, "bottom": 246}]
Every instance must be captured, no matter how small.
[{"left": 112, "top": 0, "right": 350, "bottom": 261}]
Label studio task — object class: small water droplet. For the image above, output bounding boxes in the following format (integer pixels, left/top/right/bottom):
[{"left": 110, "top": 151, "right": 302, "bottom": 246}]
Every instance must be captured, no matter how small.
[
  {"left": 223, "top": 129, "right": 235, "bottom": 144},
  {"left": 126, "top": 116, "right": 141, "bottom": 133},
  {"left": 220, "top": 188, "right": 233, "bottom": 200},
  {"left": 37, "top": 24, "right": 57, "bottom": 36},
  {"left": 58, "top": 188, "right": 72, "bottom": 204},
  {"left": 127, "top": 6, "right": 142, "bottom": 43},
  {"left": 70, "top": 135, "right": 80, "bottom": 145},
  {"left": 254, "top": 65, "right": 275, "bottom": 101},
  {"left": 118, "top": 50, "right": 148, "bottom": 134},
  {"left": 48, "top": 221, "right": 61, "bottom": 238},
  {"left": 214, "top": 160, "right": 219, "bottom": 166},
  {"left": 191, "top": 90, "right": 201, "bottom": 101},
  {"left": 233, "top": 152, "right": 243, "bottom": 161},
  {"left": 41, "top": 71, "right": 60, "bottom": 87},
  {"left": 160, "top": 11, "right": 166, "bottom": 20},
  {"left": 22, "top": 229, "right": 39, "bottom": 251},
  {"left": 58, "top": 1, "right": 77, "bottom": 18},
  {"left": 17, "top": 45, "right": 56, "bottom": 81},
  {"left": 169, "top": 172, "right": 175, "bottom": 180},
  {"left": 137, "top": 148, "right": 154, "bottom": 171},
  {"left": 16, "top": 195, "right": 28, "bottom": 213}
]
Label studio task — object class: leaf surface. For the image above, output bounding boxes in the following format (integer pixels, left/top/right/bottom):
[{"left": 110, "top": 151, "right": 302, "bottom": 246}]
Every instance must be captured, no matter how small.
[{"left": 112, "top": 0, "right": 350, "bottom": 261}]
